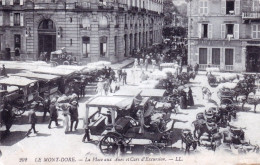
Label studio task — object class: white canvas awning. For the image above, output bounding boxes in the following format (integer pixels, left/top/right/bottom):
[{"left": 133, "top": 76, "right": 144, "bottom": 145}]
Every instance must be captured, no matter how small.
[{"left": 0, "top": 76, "right": 37, "bottom": 87}]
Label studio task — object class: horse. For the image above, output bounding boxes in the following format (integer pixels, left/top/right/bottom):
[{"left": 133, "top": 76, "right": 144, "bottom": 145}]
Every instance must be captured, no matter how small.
[
  {"left": 181, "top": 130, "right": 198, "bottom": 154},
  {"left": 192, "top": 119, "right": 219, "bottom": 143},
  {"left": 202, "top": 87, "right": 213, "bottom": 100}
]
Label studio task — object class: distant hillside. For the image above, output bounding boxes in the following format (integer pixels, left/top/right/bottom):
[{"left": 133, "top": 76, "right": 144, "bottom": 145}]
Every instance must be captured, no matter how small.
[{"left": 172, "top": 0, "right": 187, "bottom": 16}]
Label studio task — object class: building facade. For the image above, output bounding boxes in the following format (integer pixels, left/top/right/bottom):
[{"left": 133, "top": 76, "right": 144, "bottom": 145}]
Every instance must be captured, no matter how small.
[
  {"left": 188, "top": 0, "right": 260, "bottom": 72},
  {"left": 0, "top": 0, "right": 163, "bottom": 64}
]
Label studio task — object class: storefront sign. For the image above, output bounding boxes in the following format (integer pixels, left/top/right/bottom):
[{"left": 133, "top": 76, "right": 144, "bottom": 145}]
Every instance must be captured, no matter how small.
[{"left": 247, "top": 41, "right": 260, "bottom": 45}]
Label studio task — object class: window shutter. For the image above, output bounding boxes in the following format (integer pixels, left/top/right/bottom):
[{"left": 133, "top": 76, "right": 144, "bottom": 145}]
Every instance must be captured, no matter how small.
[
  {"left": 20, "top": 13, "right": 24, "bottom": 26},
  {"left": 221, "top": 0, "right": 226, "bottom": 15},
  {"left": 208, "top": 24, "right": 213, "bottom": 39},
  {"left": 221, "top": 24, "right": 225, "bottom": 39},
  {"left": 20, "top": 0, "right": 23, "bottom": 5},
  {"left": 2, "top": 0, "right": 5, "bottom": 5},
  {"left": 87, "top": 43, "right": 90, "bottom": 53},
  {"left": 103, "top": 43, "right": 107, "bottom": 53},
  {"left": 198, "top": 23, "right": 202, "bottom": 38},
  {"left": 0, "top": 13, "right": 3, "bottom": 26},
  {"left": 10, "top": 13, "right": 13, "bottom": 26},
  {"left": 235, "top": 0, "right": 240, "bottom": 15},
  {"left": 234, "top": 24, "right": 239, "bottom": 39},
  {"left": 208, "top": 48, "right": 211, "bottom": 64},
  {"left": 252, "top": 25, "right": 256, "bottom": 39},
  {"left": 204, "top": 1, "right": 208, "bottom": 15},
  {"left": 10, "top": 0, "right": 13, "bottom": 5}
]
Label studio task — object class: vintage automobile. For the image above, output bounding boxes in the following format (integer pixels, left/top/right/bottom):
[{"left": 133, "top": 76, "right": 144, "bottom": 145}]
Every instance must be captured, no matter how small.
[
  {"left": 84, "top": 95, "right": 175, "bottom": 156},
  {"left": 32, "top": 67, "right": 76, "bottom": 94},
  {"left": 50, "top": 49, "right": 80, "bottom": 66},
  {"left": 0, "top": 76, "right": 40, "bottom": 116},
  {"left": 11, "top": 72, "right": 61, "bottom": 100}
]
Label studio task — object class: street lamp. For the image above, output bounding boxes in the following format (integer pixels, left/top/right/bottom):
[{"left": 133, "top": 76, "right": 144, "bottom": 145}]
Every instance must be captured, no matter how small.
[
  {"left": 57, "top": 27, "right": 62, "bottom": 38},
  {"left": 25, "top": 27, "right": 31, "bottom": 37}
]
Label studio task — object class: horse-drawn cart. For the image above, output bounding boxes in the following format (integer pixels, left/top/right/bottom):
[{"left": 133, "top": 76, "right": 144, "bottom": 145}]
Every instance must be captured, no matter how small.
[
  {"left": 207, "top": 74, "right": 218, "bottom": 87},
  {"left": 11, "top": 72, "right": 61, "bottom": 100},
  {"left": 84, "top": 95, "right": 175, "bottom": 156},
  {"left": 0, "top": 76, "right": 40, "bottom": 116},
  {"left": 32, "top": 67, "right": 76, "bottom": 94},
  {"left": 217, "top": 83, "right": 237, "bottom": 106}
]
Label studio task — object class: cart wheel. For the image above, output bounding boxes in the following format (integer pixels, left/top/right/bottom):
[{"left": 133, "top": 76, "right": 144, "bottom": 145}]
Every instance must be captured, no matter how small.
[
  {"left": 143, "top": 144, "right": 161, "bottom": 156},
  {"left": 99, "top": 132, "right": 125, "bottom": 156},
  {"left": 221, "top": 98, "right": 233, "bottom": 105},
  {"left": 63, "top": 61, "right": 70, "bottom": 65},
  {"left": 12, "top": 106, "right": 25, "bottom": 116}
]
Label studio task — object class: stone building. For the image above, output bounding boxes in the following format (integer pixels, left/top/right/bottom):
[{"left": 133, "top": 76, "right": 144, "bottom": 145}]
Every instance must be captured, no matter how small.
[
  {"left": 0, "top": 0, "right": 163, "bottom": 64},
  {"left": 188, "top": 0, "right": 260, "bottom": 72}
]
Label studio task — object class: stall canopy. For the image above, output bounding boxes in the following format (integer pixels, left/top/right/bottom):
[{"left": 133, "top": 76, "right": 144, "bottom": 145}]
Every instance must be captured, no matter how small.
[
  {"left": 85, "top": 96, "right": 134, "bottom": 110},
  {"left": 11, "top": 72, "right": 60, "bottom": 81},
  {"left": 217, "top": 82, "right": 237, "bottom": 90},
  {"left": 0, "top": 76, "right": 37, "bottom": 87},
  {"left": 32, "top": 67, "right": 76, "bottom": 76},
  {"left": 56, "top": 65, "right": 88, "bottom": 72},
  {"left": 114, "top": 88, "right": 166, "bottom": 98}
]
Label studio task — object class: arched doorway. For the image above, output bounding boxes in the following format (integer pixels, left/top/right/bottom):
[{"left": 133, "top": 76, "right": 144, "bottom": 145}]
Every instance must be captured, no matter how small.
[{"left": 38, "top": 19, "right": 56, "bottom": 61}]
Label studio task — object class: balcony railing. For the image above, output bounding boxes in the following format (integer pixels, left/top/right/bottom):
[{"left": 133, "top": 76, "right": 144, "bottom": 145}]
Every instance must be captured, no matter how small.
[
  {"left": 225, "top": 65, "right": 233, "bottom": 71},
  {"left": 98, "top": 2, "right": 114, "bottom": 10},
  {"left": 199, "top": 64, "right": 207, "bottom": 70},
  {"left": 211, "top": 64, "right": 220, "bottom": 69},
  {"left": 118, "top": 3, "right": 126, "bottom": 11},
  {"left": 242, "top": 12, "right": 260, "bottom": 19}
]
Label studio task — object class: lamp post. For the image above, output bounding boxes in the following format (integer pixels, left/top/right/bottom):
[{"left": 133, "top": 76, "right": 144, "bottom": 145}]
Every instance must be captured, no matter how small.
[{"left": 186, "top": 0, "right": 192, "bottom": 65}]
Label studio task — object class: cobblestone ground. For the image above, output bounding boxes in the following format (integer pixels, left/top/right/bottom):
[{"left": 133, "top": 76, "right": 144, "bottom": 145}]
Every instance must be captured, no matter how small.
[{"left": 1, "top": 64, "right": 260, "bottom": 164}]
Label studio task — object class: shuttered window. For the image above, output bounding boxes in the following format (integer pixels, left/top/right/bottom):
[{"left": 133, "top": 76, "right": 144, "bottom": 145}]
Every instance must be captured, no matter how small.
[
  {"left": 199, "top": 1, "right": 208, "bottom": 15},
  {"left": 82, "top": 37, "right": 90, "bottom": 58},
  {"left": 199, "top": 48, "right": 207, "bottom": 64},
  {"left": 252, "top": 24, "right": 260, "bottom": 39},
  {"left": 225, "top": 49, "right": 234, "bottom": 65},
  {"left": 212, "top": 48, "right": 220, "bottom": 65}
]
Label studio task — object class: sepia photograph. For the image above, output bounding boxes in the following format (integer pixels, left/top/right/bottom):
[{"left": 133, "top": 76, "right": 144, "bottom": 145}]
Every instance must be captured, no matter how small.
[{"left": 0, "top": 0, "right": 260, "bottom": 164}]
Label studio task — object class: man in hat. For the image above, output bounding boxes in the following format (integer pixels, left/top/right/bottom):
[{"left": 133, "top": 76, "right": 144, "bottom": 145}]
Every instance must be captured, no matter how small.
[
  {"left": 1, "top": 102, "right": 14, "bottom": 134},
  {"left": 48, "top": 98, "right": 59, "bottom": 129},
  {"left": 1, "top": 64, "right": 7, "bottom": 77},
  {"left": 69, "top": 100, "right": 79, "bottom": 131},
  {"left": 82, "top": 117, "right": 91, "bottom": 143},
  {"left": 122, "top": 70, "right": 127, "bottom": 85},
  {"left": 42, "top": 97, "right": 51, "bottom": 122},
  {"left": 117, "top": 68, "right": 122, "bottom": 82},
  {"left": 26, "top": 102, "right": 38, "bottom": 137}
]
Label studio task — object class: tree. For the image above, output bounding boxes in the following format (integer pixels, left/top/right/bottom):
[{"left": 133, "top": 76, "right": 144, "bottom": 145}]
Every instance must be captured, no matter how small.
[{"left": 163, "top": 0, "right": 179, "bottom": 26}]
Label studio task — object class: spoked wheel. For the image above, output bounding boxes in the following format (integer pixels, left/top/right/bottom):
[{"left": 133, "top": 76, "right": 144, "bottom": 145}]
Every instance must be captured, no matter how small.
[
  {"left": 99, "top": 132, "right": 125, "bottom": 156},
  {"left": 12, "top": 106, "right": 25, "bottom": 116},
  {"left": 143, "top": 144, "right": 161, "bottom": 156},
  {"left": 221, "top": 98, "right": 233, "bottom": 105}
]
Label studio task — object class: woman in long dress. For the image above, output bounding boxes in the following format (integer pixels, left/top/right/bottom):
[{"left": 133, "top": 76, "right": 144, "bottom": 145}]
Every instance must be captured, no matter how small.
[
  {"left": 188, "top": 87, "right": 194, "bottom": 106},
  {"left": 179, "top": 90, "right": 187, "bottom": 109}
]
